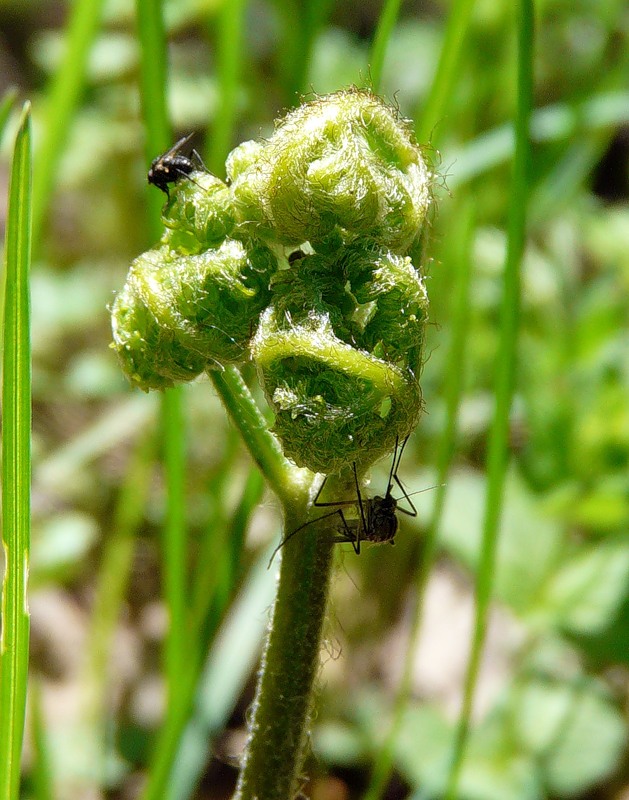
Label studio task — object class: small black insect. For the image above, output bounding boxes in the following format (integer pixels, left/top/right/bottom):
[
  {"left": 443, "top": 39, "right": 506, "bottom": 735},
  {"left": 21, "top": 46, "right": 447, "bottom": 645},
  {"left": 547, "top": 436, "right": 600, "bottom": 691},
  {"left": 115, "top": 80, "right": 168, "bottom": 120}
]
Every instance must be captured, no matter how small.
[
  {"left": 147, "top": 133, "right": 205, "bottom": 197},
  {"left": 270, "top": 437, "right": 419, "bottom": 564}
]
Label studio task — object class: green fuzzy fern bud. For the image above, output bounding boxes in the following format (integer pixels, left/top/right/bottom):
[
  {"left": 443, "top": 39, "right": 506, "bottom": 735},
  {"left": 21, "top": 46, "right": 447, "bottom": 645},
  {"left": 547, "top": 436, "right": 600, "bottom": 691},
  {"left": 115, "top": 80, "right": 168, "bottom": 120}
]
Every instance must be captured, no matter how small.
[
  {"left": 111, "top": 249, "right": 206, "bottom": 391},
  {"left": 251, "top": 253, "right": 423, "bottom": 474},
  {"left": 229, "top": 89, "right": 432, "bottom": 252},
  {"left": 160, "top": 171, "right": 236, "bottom": 254},
  {"left": 113, "top": 89, "right": 435, "bottom": 475},
  {"left": 111, "top": 240, "right": 275, "bottom": 391},
  {"left": 341, "top": 243, "right": 429, "bottom": 373}
]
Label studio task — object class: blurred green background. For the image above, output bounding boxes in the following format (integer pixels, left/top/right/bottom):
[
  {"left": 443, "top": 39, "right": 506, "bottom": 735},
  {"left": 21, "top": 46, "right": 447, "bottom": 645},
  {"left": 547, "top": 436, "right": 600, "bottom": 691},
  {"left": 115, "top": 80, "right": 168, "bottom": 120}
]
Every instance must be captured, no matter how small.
[{"left": 1, "top": 0, "right": 628, "bottom": 798}]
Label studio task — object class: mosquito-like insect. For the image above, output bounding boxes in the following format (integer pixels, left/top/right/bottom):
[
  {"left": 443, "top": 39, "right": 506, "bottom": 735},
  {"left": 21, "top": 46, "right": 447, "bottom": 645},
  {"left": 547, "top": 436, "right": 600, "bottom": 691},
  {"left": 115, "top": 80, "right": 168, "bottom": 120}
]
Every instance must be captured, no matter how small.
[
  {"left": 147, "top": 133, "right": 207, "bottom": 197},
  {"left": 270, "top": 437, "right": 420, "bottom": 564}
]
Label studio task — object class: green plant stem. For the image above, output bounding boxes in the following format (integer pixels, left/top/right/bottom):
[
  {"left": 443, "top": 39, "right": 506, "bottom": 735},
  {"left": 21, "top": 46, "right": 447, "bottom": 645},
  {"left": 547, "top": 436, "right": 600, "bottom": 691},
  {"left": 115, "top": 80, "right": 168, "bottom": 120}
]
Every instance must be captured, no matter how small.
[
  {"left": 364, "top": 201, "right": 475, "bottom": 800},
  {"left": 207, "top": 366, "right": 337, "bottom": 798},
  {"left": 0, "top": 102, "right": 32, "bottom": 800},
  {"left": 444, "top": 3, "right": 533, "bottom": 798},
  {"left": 210, "top": 367, "right": 304, "bottom": 504},
  {"left": 235, "top": 518, "right": 335, "bottom": 800}
]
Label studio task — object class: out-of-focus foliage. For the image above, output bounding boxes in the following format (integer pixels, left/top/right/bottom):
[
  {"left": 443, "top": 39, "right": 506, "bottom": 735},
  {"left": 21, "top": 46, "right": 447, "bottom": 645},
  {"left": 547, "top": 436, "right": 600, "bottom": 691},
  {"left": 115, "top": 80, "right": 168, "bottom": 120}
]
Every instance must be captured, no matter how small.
[{"left": 1, "top": 0, "right": 628, "bottom": 798}]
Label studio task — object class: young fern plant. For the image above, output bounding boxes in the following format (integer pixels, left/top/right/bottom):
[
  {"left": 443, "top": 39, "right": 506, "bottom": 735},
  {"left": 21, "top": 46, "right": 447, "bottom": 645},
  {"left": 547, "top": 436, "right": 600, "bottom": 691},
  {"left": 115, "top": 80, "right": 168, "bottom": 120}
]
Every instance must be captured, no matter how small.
[{"left": 111, "top": 89, "right": 434, "bottom": 799}]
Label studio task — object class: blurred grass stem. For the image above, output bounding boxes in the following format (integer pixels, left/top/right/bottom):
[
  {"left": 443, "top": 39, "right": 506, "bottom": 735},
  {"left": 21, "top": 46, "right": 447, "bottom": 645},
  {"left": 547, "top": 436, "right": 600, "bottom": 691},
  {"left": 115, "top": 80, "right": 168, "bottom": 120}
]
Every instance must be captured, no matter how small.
[
  {"left": 444, "top": 2, "right": 534, "bottom": 797},
  {"left": 0, "top": 102, "right": 32, "bottom": 800}
]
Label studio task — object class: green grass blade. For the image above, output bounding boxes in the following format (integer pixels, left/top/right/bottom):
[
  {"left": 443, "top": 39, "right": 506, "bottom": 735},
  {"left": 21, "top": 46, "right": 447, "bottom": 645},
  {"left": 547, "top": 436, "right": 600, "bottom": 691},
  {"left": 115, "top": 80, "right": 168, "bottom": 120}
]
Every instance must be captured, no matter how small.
[
  {"left": 136, "top": 0, "right": 172, "bottom": 241},
  {"left": 28, "top": 680, "right": 54, "bottom": 800},
  {"left": 0, "top": 101, "right": 33, "bottom": 800},
  {"left": 448, "top": 90, "right": 629, "bottom": 188},
  {"left": 0, "top": 87, "right": 17, "bottom": 144},
  {"left": 134, "top": 0, "right": 193, "bottom": 783},
  {"left": 0, "top": 87, "right": 18, "bottom": 338},
  {"left": 82, "top": 431, "right": 156, "bottom": 771},
  {"left": 31, "top": 0, "right": 106, "bottom": 242},
  {"left": 274, "top": 0, "right": 333, "bottom": 102},
  {"left": 207, "top": 0, "right": 248, "bottom": 175},
  {"left": 169, "top": 543, "right": 280, "bottom": 800},
  {"left": 444, "top": 3, "right": 534, "bottom": 797},
  {"left": 135, "top": 0, "right": 190, "bottom": 710},
  {"left": 144, "top": 467, "right": 265, "bottom": 800},
  {"left": 414, "top": 0, "right": 475, "bottom": 144},
  {"left": 160, "top": 388, "right": 188, "bottom": 692},
  {"left": 364, "top": 201, "right": 475, "bottom": 800},
  {"left": 188, "top": 437, "right": 239, "bottom": 630},
  {"left": 368, "top": 0, "right": 402, "bottom": 92}
]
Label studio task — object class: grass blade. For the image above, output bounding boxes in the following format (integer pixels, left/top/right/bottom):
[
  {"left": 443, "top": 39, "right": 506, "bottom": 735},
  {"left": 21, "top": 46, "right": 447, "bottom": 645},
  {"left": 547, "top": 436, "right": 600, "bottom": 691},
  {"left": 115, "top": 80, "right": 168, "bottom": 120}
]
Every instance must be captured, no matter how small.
[
  {"left": 448, "top": 90, "right": 629, "bottom": 188},
  {"left": 0, "top": 101, "right": 33, "bottom": 800},
  {"left": 134, "top": 1, "right": 194, "bottom": 792},
  {"left": 0, "top": 87, "right": 17, "bottom": 144},
  {"left": 414, "top": 0, "right": 475, "bottom": 145},
  {"left": 274, "top": 0, "right": 333, "bottom": 102},
  {"left": 82, "top": 431, "right": 157, "bottom": 775},
  {"left": 136, "top": 0, "right": 171, "bottom": 241},
  {"left": 160, "top": 388, "right": 188, "bottom": 694},
  {"left": 28, "top": 679, "right": 54, "bottom": 800},
  {"left": 135, "top": 0, "right": 189, "bottom": 707},
  {"left": 444, "top": 2, "right": 534, "bottom": 797},
  {"left": 364, "top": 201, "right": 475, "bottom": 800},
  {"left": 146, "top": 467, "right": 266, "bottom": 800},
  {"left": 31, "top": 0, "right": 106, "bottom": 242},
  {"left": 0, "top": 88, "right": 18, "bottom": 337},
  {"left": 170, "top": 542, "right": 280, "bottom": 800},
  {"left": 369, "top": 0, "right": 402, "bottom": 92},
  {"left": 207, "top": 0, "right": 248, "bottom": 175}
]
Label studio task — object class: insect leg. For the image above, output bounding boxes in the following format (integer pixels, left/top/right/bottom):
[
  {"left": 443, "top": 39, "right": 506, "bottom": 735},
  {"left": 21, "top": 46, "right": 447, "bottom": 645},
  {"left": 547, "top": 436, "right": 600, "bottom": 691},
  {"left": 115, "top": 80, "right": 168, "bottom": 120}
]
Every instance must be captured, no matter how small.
[
  {"left": 268, "top": 507, "right": 349, "bottom": 567},
  {"left": 393, "top": 473, "right": 418, "bottom": 516},
  {"left": 313, "top": 474, "right": 357, "bottom": 509},
  {"left": 330, "top": 511, "right": 361, "bottom": 554},
  {"left": 352, "top": 462, "right": 368, "bottom": 554},
  {"left": 390, "top": 435, "right": 418, "bottom": 517},
  {"left": 191, "top": 148, "right": 209, "bottom": 172},
  {"left": 386, "top": 436, "right": 401, "bottom": 495},
  {"left": 173, "top": 167, "right": 206, "bottom": 192}
]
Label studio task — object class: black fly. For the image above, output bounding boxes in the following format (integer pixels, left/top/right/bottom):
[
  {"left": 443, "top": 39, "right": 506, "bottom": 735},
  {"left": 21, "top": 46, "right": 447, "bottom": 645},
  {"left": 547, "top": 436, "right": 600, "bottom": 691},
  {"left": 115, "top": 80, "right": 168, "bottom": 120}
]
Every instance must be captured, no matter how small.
[
  {"left": 147, "top": 133, "right": 206, "bottom": 197},
  {"left": 270, "top": 437, "right": 418, "bottom": 564}
]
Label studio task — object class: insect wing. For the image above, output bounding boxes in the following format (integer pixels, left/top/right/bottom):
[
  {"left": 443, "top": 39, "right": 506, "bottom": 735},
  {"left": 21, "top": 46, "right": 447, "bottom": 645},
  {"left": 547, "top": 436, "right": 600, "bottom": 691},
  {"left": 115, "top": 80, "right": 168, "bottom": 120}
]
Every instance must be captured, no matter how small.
[
  {"left": 161, "top": 133, "right": 195, "bottom": 161},
  {"left": 148, "top": 133, "right": 197, "bottom": 194}
]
